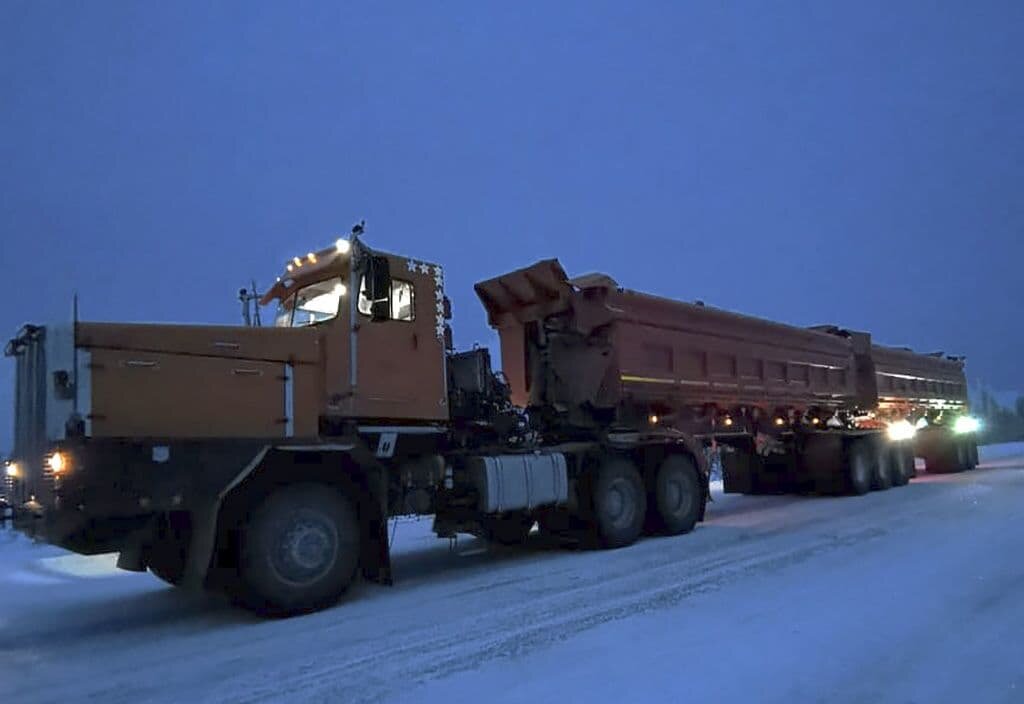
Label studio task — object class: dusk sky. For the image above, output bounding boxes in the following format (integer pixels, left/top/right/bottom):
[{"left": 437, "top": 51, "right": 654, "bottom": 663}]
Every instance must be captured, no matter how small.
[{"left": 2, "top": 2, "right": 1022, "bottom": 451}]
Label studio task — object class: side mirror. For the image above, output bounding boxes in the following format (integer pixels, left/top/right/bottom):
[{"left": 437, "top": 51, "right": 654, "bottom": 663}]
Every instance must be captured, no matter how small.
[{"left": 367, "top": 255, "right": 392, "bottom": 322}]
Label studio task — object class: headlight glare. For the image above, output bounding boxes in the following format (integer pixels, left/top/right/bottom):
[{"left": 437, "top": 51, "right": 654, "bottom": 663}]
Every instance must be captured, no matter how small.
[
  {"left": 954, "top": 416, "right": 981, "bottom": 434},
  {"left": 887, "top": 420, "right": 916, "bottom": 441}
]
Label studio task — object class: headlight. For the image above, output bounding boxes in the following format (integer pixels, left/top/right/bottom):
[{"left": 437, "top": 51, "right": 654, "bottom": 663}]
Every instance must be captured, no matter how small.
[
  {"left": 887, "top": 420, "right": 916, "bottom": 441},
  {"left": 4, "top": 461, "right": 18, "bottom": 478},
  {"left": 954, "top": 416, "right": 981, "bottom": 434},
  {"left": 47, "top": 451, "right": 69, "bottom": 474}
]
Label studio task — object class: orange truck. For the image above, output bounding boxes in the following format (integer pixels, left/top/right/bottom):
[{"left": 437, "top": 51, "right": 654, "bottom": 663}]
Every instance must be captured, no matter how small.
[{"left": 4, "top": 224, "right": 979, "bottom": 615}]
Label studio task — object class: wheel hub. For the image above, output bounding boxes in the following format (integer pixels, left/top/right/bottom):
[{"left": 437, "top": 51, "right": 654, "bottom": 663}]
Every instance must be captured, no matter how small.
[
  {"left": 272, "top": 512, "right": 339, "bottom": 586},
  {"left": 602, "top": 479, "right": 635, "bottom": 528}
]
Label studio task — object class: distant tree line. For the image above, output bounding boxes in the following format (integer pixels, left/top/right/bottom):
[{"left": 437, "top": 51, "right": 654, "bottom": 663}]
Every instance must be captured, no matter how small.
[{"left": 976, "top": 391, "right": 1024, "bottom": 444}]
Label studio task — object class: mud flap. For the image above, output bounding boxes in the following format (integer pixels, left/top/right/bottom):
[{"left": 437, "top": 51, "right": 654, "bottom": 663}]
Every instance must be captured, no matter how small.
[
  {"left": 360, "top": 514, "right": 393, "bottom": 585},
  {"left": 179, "top": 503, "right": 218, "bottom": 590},
  {"left": 721, "top": 440, "right": 758, "bottom": 494},
  {"left": 360, "top": 467, "right": 393, "bottom": 586},
  {"left": 115, "top": 516, "right": 156, "bottom": 572}
]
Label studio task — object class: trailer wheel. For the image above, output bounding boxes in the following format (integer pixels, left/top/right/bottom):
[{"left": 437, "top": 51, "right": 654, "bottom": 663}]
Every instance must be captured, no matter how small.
[
  {"left": 481, "top": 511, "right": 535, "bottom": 545},
  {"left": 846, "top": 440, "right": 873, "bottom": 495},
  {"left": 653, "top": 454, "right": 701, "bottom": 535},
  {"left": 872, "top": 443, "right": 894, "bottom": 491},
  {"left": 924, "top": 441, "right": 960, "bottom": 474},
  {"left": 904, "top": 445, "right": 918, "bottom": 478},
  {"left": 592, "top": 457, "right": 647, "bottom": 548},
  {"left": 957, "top": 440, "right": 975, "bottom": 471},
  {"left": 236, "top": 483, "right": 360, "bottom": 616},
  {"left": 889, "top": 445, "right": 910, "bottom": 487}
]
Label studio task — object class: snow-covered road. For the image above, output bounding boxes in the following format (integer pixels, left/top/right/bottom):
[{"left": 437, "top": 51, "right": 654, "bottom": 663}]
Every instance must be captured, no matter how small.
[{"left": 2, "top": 446, "right": 1022, "bottom": 704}]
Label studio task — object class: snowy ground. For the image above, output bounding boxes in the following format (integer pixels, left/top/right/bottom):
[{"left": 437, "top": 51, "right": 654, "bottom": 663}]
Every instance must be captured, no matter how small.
[{"left": 1, "top": 445, "right": 1022, "bottom": 704}]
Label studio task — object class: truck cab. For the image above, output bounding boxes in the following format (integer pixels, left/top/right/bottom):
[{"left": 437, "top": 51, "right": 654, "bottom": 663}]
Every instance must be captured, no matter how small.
[{"left": 4, "top": 229, "right": 465, "bottom": 611}]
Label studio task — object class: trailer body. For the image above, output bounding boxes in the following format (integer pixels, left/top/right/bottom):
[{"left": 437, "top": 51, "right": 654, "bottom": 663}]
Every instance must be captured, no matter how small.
[{"left": 476, "top": 260, "right": 861, "bottom": 424}]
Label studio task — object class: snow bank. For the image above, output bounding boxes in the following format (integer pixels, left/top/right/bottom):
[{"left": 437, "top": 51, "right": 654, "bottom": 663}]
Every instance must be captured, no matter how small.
[{"left": 979, "top": 441, "right": 1024, "bottom": 462}]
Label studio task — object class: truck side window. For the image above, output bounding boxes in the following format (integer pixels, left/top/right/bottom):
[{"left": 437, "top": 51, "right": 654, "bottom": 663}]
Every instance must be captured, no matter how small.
[{"left": 358, "top": 278, "right": 415, "bottom": 322}]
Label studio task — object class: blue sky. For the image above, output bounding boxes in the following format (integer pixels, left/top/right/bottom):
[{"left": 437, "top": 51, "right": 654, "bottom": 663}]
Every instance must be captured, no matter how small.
[{"left": 2, "top": 2, "right": 1022, "bottom": 450}]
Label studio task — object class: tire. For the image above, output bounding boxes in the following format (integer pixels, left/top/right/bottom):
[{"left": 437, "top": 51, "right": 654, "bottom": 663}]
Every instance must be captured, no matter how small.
[
  {"left": 481, "top": 511, "right": 535, "bottom": 545},
  {"left": 925, "top": 441, "right": 961, "bottom": 474},
  {"left": 236, "top": 483, "right": 360, "bottom": 616},
  {"left": 957, "top": 440, "right": 975, "bottom": 471},
  {"left": 904, "top": 445, "right": 918, "bottom": 478},
  {"left": 871, "top": 441, "right": 893, "bottom": 491},
  {"left": 890, "top": 445, "right": 910, "bottom": 487},
  {"left": 846, "top": 440, "right": 873, "bottom": 495},
  {"left": 592, "top": 457, "right": 646, "bottom": 548},
  {"left": 147, "top": 512, "right": 191, "bottom": 586},
  {"left": 970, "top": 441, "right": 979, "bottom": 468},
  {"left": 653, "top": 454, "right": 702, "bottom": 535}
]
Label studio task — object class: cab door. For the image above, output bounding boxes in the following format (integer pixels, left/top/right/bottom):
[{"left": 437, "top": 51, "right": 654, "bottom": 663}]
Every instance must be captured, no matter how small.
[{"left": 351, "top": 253, "right": 448, "bottom": 421}]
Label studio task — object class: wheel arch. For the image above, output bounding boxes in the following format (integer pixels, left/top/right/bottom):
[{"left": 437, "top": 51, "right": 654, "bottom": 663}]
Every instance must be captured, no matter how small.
[{"left": 203, "top": 445, "right": 388, "bottom": 584}]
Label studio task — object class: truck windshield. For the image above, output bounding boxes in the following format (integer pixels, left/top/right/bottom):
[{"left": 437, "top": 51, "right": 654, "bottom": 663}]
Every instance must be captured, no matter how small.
[{"left": 275, "top": 277, "right": 346, "bottom": 328}]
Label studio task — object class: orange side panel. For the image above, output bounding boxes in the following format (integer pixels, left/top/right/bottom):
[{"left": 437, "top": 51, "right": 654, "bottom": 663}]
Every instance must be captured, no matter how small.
[
  {"left": 78, "top": 322, "right": 320, "bottom": 364},
  {"left": 88, "top": 349, "right": 294, "bottom": 438}
]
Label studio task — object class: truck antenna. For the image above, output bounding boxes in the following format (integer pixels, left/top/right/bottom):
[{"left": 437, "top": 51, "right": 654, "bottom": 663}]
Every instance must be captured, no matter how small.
[
  {"left": 251, "top": 280, "right": 262, "bottom": 327},
  {"left": 239, "top": 282, "right": 263, "bottom": 327},
  {"left": 72, "top": 291, "right": 79, "bottom": 415}
]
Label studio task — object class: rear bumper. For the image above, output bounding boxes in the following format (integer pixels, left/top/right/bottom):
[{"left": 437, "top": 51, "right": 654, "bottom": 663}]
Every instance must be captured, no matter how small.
[{"left": 13, "top": 438, "right": 265, "bottom": 555}]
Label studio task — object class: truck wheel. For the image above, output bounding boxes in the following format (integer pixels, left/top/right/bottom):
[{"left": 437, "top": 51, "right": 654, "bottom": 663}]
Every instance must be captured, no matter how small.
[
  {"left": 236, "top": 483, "right": 360, "bottom": 616},
  {"left": 654, "top": 454, "right": 701, "bottom": 535},
  {"left": 969, "top": 441, "right": 979, "bottom": 468},
  {"left": 147, "top": 512, "right": 191, "bottom": 586},
  {"left": 872, "top": 443, "right": 894, "bottom": 491},
  {"left": 846, "top": 440, "right": 872, "bottom": 495},
  {"left": 890, "top": 446, "right": 910, "bottom": 487},
  {"left": 481, "top": 511, "right": 535, "bottom": 545},
  {"left": 592, "top": 457, "right": 647, "bottom": 548}
]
